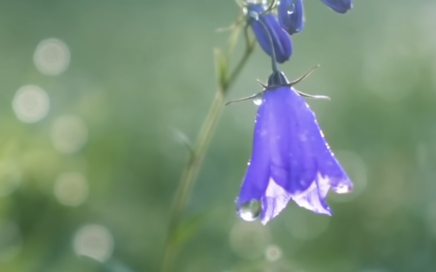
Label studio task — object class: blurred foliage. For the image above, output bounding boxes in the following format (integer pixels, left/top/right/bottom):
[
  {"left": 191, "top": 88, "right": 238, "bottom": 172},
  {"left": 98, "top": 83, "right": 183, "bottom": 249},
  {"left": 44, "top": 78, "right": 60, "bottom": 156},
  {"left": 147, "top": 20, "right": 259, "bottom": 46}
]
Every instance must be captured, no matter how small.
[{"left": 1, "top": 0, "right": 436, "bottom": 272}]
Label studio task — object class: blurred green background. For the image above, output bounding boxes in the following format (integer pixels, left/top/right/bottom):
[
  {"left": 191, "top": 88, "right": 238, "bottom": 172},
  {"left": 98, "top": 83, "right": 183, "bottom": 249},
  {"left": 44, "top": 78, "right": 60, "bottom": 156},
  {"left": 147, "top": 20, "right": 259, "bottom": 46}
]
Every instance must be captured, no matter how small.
[{"left": 1, "top": 0, "right": 436, "bottom": 271}]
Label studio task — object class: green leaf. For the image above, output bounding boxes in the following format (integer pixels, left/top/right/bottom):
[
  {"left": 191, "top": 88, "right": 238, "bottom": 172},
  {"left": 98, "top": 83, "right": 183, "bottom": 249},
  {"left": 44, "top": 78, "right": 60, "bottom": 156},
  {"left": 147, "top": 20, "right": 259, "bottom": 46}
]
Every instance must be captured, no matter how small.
[
  {"left": 214, "top": 48, "right": 228, "bottom": 92},
  {"left": 227, "top": 22, "right": 241, "bottom": 58}
]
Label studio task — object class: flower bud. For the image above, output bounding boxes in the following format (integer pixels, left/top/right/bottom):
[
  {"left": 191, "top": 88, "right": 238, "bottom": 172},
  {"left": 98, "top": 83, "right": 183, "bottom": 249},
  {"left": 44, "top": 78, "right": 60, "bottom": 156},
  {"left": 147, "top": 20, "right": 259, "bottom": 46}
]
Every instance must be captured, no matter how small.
[
  {"left": 278, "top": 0, "right": 305, "bottom": 35},
  {"left": 320, "top": 0, "right": 352, "bottom": 14},
  {"left": 246, "top": 3, "right": 292, "bottom": 63}
]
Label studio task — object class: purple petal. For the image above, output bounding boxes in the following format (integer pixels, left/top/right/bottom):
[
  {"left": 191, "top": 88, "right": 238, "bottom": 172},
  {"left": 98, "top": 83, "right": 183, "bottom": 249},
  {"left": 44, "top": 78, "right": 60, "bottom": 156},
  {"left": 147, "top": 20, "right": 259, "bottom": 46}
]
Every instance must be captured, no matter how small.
[
  {"left": 278, "top": 0, "right": 305, "bottom": 35},
  {"left": 320, "top": 0, "right": 352, "bottom": 14},
  {"left": 236, "top": 93, "right": 271, "bottom": 207},
  {"left": 247, "top": 3, "right": 293, "bottom": 63},
  {"left": 236, "top": 91, "right": 294, "bottom": 224},
  {"left": 236, "top": 86, "right": 352, "bottom": 224},
  {"left": 267, "top": 86, "right": 352, "bottom": 214}
]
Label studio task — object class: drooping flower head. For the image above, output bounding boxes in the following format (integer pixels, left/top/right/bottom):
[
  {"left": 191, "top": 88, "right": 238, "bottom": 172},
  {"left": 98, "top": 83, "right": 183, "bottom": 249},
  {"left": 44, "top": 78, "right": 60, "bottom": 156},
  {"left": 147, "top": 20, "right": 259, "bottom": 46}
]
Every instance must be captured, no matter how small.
[
  {"left": 235, "top": 70, "right": 353, "bottom": 224},
  {"left": 278, "top": 0, "right": 305, "bottom": 35},
  {"left": 320, "top": 0, "right": 352, "bottom": 14},
  {"left": 245, "top": 3, "right": 293, "bottom": 63},
  {"left": 232, "top": 0, "right": 354, "bottom": 224}
]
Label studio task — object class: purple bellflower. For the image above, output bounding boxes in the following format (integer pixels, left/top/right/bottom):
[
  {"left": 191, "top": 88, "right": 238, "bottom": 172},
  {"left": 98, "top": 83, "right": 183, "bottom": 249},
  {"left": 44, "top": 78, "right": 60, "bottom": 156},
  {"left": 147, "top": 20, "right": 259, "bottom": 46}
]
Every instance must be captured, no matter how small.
[
  {"left": 246, "top": 3, "right": 292, "bottom": 63},
  {"left": 278, "top": 0, "right": 305, "bottom": 35},
  {"left": 235, "top": 71, "right": 353, "bottom": 224},
  {"left": 320, "top": 0, "right": 352, "bottom": 14}
]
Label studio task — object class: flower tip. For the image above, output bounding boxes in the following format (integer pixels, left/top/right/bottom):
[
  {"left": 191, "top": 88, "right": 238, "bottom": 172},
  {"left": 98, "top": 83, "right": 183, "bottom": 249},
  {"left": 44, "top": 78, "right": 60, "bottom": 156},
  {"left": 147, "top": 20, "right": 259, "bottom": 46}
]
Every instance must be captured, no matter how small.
[
  {"left": 260, "top": 218, "right": 269, "bottom": 225},
  {"left": 319, "top": 209, "right": 332, "bottom": 216},
  {"left": 334, "top": 181, "right": 353, "bottom": 194},
  {"left": 321, "top": 0, "right": 353, "bottom": 14}
]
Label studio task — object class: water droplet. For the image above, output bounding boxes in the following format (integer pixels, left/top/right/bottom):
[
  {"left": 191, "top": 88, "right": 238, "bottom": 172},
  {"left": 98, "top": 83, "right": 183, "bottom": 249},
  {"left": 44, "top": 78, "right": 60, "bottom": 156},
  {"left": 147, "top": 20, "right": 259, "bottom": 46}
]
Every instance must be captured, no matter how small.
[
  {"left": 237, "top": 200, "right": 261, "bottom": 222},
  {"left": 287, "top": 3, "right": 295, "bottom": 14},
  {"left": 247, "top": 10, "right": 259, "bottom": 21},
  {"left": 253, "top": 97, "right": 263, "bottom": 106}
]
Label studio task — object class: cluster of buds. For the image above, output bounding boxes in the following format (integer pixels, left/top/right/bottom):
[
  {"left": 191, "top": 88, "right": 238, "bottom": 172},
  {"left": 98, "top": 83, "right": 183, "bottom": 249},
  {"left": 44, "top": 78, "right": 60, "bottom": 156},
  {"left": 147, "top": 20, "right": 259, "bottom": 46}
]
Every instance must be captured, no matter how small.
[{"left": 245, "top": 0, "right": 352, "bottom": 63}]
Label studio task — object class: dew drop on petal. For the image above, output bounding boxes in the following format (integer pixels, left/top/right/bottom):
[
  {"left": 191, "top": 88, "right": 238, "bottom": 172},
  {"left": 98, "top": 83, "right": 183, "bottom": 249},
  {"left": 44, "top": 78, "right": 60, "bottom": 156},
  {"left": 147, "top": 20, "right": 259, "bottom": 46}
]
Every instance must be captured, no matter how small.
[
  {"left": 247, "top": 10, "right": 259, "bottom": 21},
  {"left": 237, "top": 200, "right": 261, "bottom": 222},
  {"left": 287, "top": 3, "right": 296, "bottom": 14},
  {"left": 253, "top": 97, "right": 263, "bottom": 106}
]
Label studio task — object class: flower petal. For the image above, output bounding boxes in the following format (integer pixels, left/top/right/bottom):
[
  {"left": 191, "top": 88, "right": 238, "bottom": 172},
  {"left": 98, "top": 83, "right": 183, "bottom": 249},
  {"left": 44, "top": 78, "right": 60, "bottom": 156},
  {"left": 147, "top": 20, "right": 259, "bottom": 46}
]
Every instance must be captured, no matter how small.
[
  {"left": 236, "top": 85, "right": 352, "bottom": 224},
  {"left": 247, "top": 3, "right": 293, "bottom": 63},
  {"left": 236, "top": 94, "right": 271, "bottom": 208},
  {"left": 278, "top": 0, "right": 305, "bottom": 35},
  {"left": 236, "top": 89, "right": 295, "bottom": 224},
  {"left": 261, "top": 177, "right": 292, "bottom": 224},
  {"left": 264, "top": 87, "right": 319, "bottom": 195},
  {"left": 262, "top": 86, "right": 352, "bottom": 218},
  {"left": 320, "top": 0, "right": 352, "bottom": 14}
]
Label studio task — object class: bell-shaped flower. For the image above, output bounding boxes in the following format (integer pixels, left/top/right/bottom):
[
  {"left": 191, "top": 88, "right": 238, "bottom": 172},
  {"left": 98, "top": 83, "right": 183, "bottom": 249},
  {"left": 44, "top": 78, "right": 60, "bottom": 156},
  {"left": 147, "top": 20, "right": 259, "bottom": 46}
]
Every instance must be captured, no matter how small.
[
  {"left": 278, "top": 0, "right": 305, "bottom": 35},
  {"left": 246, "top": 3, "right": 292, "bottom": 63},
  {"left": 320, "top": 0, "right": 352, "bottom": 14},
  {"left": 236, "top": 71, "right": 353, "bottom": 224}
]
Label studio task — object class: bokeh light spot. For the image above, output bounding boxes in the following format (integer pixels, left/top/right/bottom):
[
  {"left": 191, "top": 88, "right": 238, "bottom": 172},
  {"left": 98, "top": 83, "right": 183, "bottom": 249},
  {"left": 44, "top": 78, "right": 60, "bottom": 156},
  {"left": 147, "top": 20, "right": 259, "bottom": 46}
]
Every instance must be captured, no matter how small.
[
  {"left": 0, "top": 161, "right": 21, "bottom": 197},
  {"left": 285, "top": 206, "right": 330, "bottom": 241},
  {"left": 0, "top": 220, "right": 22, "bottom": 262},
  {"left": 229, "top": 221, "right": 271, "bottom": 260},
  {"left": 33, "top": 38, "right": 70, "bottom": 76},
  {"left": 12, "top": 85, "right": 50, "bottom": 123},
  {"left": 54, "top": 172, "right": 88, "bottom": 207},
  {"left": 265, "top": 244, "right": 282, "bottom": 262},
  {"left": 51, "top": 115, "right": 88, "bottom": 153},
  {"left": 73, "top": 224, "right": 113, "bottom": 262}
]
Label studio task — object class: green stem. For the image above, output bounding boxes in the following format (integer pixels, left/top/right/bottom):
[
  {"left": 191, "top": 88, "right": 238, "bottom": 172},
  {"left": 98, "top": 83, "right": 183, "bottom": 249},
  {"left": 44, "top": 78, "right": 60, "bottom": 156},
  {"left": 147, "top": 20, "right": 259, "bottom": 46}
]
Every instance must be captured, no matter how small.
[{"left": 160, "top": 36, "right": 255, "bottom": 272}]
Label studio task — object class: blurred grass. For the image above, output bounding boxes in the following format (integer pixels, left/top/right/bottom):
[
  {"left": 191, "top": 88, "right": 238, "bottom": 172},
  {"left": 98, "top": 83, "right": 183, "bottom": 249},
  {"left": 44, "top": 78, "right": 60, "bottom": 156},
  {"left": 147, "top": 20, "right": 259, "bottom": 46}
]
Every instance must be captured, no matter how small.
[{"left": 1, "top": 0, "right": 436, "bottom": 272}]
